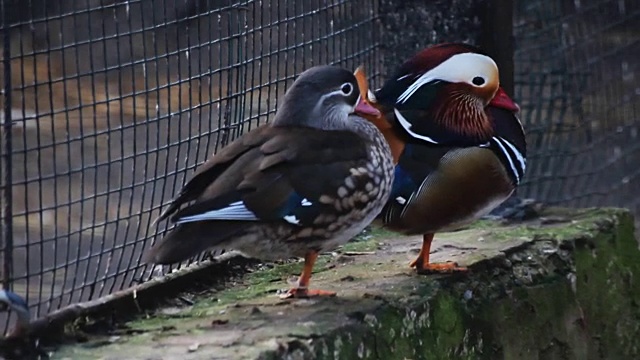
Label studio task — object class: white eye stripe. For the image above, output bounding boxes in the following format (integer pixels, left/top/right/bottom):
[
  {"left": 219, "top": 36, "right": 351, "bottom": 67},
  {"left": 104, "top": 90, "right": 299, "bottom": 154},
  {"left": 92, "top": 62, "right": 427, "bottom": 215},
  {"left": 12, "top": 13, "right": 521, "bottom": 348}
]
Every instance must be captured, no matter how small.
[
  {"left": 317, "top": 83, "right": 357, "bottom": 104},
  {"left": 396, "top": 53, "right": 498, "bottom": 104}
]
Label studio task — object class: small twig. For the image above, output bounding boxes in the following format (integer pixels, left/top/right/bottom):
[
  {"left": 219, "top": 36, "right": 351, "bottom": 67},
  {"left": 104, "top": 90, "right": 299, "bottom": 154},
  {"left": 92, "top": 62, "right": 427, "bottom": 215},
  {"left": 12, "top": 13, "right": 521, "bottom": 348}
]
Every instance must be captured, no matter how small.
[{"left": 341, "top": 251, "right": 376, "bottom": 256}]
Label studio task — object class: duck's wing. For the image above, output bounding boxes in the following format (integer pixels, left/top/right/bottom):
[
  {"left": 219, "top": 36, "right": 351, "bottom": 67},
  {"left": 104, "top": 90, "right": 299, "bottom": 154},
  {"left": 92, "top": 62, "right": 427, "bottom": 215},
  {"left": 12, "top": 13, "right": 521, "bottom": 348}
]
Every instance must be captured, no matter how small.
[{"left": 170, "top": 126, "right": 375, "bottom": 228}]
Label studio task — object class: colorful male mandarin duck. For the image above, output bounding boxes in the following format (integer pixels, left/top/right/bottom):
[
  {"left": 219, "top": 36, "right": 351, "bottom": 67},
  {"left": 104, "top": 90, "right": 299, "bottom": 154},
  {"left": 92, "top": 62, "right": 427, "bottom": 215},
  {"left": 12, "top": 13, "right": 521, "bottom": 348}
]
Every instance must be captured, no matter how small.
[
  {"left": 145, "top": 65, "right": 394, "bottom": 298},
  {"left": 355, "top": 43, "right": 527, "bottom": 274}
]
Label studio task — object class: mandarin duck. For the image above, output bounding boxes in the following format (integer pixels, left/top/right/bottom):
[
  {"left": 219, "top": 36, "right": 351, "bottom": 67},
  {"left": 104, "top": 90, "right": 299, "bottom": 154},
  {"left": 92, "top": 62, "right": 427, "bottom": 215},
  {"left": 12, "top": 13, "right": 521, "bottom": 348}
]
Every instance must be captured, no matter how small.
[
  {"left": 145, "top": 65, "right": 394, "bottom": 298},
  {"left": 355, "top": 43, "right": 526, "bottom": 274}
]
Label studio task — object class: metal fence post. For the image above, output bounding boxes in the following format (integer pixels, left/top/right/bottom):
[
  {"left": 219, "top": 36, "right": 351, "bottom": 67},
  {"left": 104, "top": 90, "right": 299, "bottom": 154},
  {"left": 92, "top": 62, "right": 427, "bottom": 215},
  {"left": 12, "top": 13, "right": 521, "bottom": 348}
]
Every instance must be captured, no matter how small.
[
  {"left": 0, "top": 0, "right": 14, "bottom": 290},
  {"left": 480, "top": 0, "right": 515, "bottom": 96}
]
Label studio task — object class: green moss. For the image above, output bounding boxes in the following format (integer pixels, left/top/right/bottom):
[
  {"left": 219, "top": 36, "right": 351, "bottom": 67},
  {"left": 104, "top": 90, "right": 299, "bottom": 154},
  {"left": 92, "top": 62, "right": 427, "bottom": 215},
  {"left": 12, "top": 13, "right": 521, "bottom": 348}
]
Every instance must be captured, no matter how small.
[
  {"left": 325, "top": 293, "right": 476, "bottom": 360},
  {"left": 431, "top": 294, "right": 466, "bottom": 350},
  {"left": 572, "top": 211, "right": 640, "bottom": 358},
  {"left": 336, "top": 225, "right": 397, "bottom": 253},
  {"left": 355, "top": 225, "right": 398, "bottom": 240},
  {"left": 474, "top": 280, "right": 577, "bottom": 358},
  {"left": 352, "top": 208, "right": 640, "bottom": 360},
  {"left": 49, "top": 208, "right": 640, "bottom": 360},
  {"left": 178, "top": 226, "right": 394, "bottom": 315},
  {"left": 464, "top": 219, "right": 498, "bottom": 230},
  {"left": 338, "top": 240, "right": 379, "bottom": 253},
  {"left": 488, "top": 211, "right": 602, "bottom": 242},
  {"left": 123, "top": 254, "right": 339, "bottom": 330}
]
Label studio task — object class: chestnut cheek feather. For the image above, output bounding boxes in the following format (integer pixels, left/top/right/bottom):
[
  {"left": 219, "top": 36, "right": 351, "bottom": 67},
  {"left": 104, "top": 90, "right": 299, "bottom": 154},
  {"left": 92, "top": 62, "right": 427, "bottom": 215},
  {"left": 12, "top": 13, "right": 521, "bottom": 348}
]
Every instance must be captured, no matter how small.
[{"left": 434, "top": 93, "right": 493, "bottom": 141}]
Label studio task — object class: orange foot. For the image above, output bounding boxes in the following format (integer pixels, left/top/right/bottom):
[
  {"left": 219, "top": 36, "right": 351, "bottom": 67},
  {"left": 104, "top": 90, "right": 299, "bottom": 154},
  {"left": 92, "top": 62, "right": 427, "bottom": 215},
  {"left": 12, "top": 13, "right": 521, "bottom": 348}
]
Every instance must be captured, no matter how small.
[
  {"left": 409, "top": 257, "right": 468, "bottom": 274},
  {"left": 279, "top": 288, "right": 337, "bottom": 299},
  {"left": 410, "top": 234, "right": 468, "bottom": 274}
]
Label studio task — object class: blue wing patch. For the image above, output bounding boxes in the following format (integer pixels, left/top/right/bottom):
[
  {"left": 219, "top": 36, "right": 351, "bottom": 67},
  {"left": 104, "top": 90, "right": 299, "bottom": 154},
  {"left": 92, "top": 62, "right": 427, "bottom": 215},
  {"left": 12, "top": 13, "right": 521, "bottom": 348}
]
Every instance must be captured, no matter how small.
[
  {"left": 390, "top": 166, "right": 417, "bottom": 205},
  {"left": 273, "top": 193, "right": 315, "bottom": 225}
]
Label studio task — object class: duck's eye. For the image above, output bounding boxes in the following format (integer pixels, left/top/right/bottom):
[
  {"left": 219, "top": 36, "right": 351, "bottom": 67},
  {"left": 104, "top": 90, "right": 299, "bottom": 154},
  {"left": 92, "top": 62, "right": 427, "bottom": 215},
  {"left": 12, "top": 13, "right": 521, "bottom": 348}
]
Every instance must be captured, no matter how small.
[
  {"left": 472, "top": 76, "right": 485, "bottom": 86},
  {"left": 340, "top": 83, "right": 353, "bottom": 95}
]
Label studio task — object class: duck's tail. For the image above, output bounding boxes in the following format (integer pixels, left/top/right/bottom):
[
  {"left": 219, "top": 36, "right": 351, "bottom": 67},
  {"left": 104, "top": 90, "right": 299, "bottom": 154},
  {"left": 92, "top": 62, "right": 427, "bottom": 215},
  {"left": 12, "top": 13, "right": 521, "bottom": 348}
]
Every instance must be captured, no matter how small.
[{"left": 143, "top": 221, "right": 247, "bottom": 265}]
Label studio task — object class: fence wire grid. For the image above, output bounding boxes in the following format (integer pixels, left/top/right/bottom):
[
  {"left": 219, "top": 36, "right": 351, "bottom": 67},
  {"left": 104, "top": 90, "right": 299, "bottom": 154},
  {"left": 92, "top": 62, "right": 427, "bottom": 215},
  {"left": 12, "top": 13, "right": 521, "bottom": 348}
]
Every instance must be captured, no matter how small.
[
  {"left": 0, "top": 0, "right": 382, "bottom": 333},
  {"left": 0, "top": 0, "right": 638, "bottom": 335},
  {"left": 514, "top": 0, "right": 639, "bottom": 214}
]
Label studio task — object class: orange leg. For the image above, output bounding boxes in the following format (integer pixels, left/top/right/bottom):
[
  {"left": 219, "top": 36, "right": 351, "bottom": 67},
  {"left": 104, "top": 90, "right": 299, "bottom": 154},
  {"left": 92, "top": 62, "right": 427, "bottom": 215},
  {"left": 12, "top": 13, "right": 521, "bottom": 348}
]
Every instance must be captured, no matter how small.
[
  {"left": 280, "top": 251, "right": 336, "bottom": 299},
  {"left": 409, "top": 233, "right": 468, "bottom": 274}
]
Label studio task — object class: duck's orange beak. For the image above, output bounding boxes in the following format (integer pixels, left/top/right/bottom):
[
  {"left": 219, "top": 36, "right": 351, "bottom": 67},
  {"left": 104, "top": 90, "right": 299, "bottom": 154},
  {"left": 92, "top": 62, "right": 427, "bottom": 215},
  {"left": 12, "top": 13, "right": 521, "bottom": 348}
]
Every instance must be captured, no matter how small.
[
  {"left": 353, "top": 67, "right": 380, "bottom": 117},
  {"left": 353, "top": 66, "right": 391, "bottom": 130},
  {"left": 353, "top": 66, "right": 405, "bottom": 164},
  {"left": 354, "top": 66, "right": 371, "bottom": 101}
]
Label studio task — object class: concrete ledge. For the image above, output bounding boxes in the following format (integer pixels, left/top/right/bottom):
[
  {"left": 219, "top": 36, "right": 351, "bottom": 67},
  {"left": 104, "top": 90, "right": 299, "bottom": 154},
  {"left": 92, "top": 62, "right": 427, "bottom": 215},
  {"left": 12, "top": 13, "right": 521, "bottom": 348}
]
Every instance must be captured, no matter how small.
[{"left": 41, "top": 208, "right": 640, "bottom": 359}]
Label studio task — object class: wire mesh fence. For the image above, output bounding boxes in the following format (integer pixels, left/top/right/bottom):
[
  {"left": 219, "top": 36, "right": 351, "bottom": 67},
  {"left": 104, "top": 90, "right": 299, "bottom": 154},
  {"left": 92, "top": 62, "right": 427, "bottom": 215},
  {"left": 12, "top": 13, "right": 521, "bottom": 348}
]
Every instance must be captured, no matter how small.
[
  {"left": 0, "top": 0, "right": 638, "bottom": 336},
  {"left": 514, "top": 0, "right": 640, "bottom": 216},
  {"left": 0, "top": 0, "right": 382, "bottom": 333}
]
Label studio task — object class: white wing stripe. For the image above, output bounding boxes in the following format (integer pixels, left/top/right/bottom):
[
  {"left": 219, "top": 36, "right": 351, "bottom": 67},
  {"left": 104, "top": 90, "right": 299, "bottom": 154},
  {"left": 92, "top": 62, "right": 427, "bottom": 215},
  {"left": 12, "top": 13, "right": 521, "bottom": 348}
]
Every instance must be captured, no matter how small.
[
  {"left": 497, "top": 136, "right": 526, "bottom": 171},
  {"left": 493, "top": 137, "right": 521, "bottom": 183},
  {"left": 176, "top": 201, "right": 258, "bottom": 223},
  {"left": 176, "top": 198, "right": 314, "bottom": 224},
  {"left": 394, "top": 108, "right": 439, "bottom": 144}
]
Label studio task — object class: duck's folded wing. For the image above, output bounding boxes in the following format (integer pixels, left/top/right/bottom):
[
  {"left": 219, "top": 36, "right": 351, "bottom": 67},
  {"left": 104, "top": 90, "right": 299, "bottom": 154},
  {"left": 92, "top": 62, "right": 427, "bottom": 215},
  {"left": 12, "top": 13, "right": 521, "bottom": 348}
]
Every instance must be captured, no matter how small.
[
  {"left": 379, "top": 142, "right": 446, "bottom": 227},
  {"left": 153, "top": 124, "right": 273, "bottom": 224},
  {"left": 170, "top": 127, "right": 373, "bottom": 228}
]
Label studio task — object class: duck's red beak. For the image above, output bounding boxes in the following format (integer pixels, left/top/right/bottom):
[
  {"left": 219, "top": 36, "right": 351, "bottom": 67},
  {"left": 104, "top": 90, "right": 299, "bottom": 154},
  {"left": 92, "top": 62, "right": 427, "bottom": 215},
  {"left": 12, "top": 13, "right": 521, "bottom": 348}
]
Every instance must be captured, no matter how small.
[
  {"left": 354, "top": 96, "right": 381, "bottom": 117},
  {"left": 489, "top": 87, "right": 520, "bottom": 112}
]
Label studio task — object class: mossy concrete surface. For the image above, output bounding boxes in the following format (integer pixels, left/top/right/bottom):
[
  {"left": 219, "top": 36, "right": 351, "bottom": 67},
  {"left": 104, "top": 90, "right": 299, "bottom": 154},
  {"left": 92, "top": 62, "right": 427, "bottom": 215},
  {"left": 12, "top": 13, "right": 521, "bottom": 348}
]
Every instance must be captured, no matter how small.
[{"left": 50, "top": 207, "right": 640, "bottom": 359}]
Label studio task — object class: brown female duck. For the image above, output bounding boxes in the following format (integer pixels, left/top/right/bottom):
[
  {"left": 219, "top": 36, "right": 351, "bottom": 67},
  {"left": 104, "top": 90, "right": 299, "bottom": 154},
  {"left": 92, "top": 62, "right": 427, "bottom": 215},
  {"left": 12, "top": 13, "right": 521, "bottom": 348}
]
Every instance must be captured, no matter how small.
[{"left": 145, "top": 65, "right": 395, "bottom": 298}]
